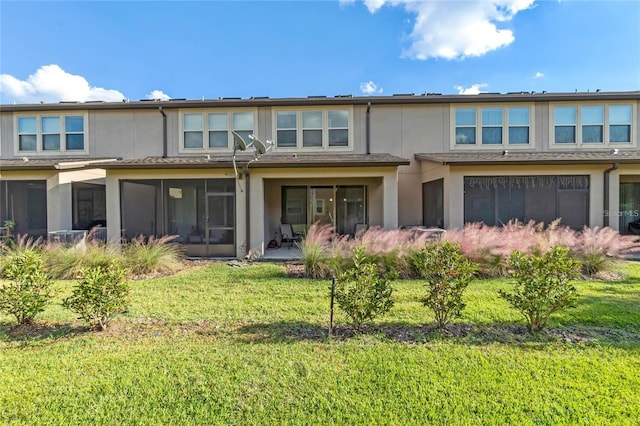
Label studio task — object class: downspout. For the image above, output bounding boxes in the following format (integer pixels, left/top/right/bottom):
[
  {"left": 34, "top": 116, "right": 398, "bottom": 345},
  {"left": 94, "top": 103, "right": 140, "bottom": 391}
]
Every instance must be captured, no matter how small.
[
  {"left": 603, "top": 163, "right": 619, "bottom": 227},
  {"left": 158, "top": 106, "right": 167, "bottom": 158},
  {"left": 366, "top": 102, "right": 371, "bottom": 155},
  {"left": 245, "top": 171, "right": 250, "bottom": 257}
]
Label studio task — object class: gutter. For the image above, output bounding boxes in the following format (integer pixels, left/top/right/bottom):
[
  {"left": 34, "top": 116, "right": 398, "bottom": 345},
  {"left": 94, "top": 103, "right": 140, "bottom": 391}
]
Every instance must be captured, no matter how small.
[
  {"left": 159, "top": 106, "right": 167, "bottom": 158},
  {"left": 366, "top": 102, "right": 371, "bottom": 155},
  {"left": 603, "top": 163, "right": 619, "bottom": 227}
]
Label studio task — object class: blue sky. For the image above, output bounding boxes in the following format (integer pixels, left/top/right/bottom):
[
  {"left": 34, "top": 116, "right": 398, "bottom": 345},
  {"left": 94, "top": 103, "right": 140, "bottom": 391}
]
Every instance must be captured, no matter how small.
[{"left": 1, "top": 0, "right": 639, "bottom": 103}]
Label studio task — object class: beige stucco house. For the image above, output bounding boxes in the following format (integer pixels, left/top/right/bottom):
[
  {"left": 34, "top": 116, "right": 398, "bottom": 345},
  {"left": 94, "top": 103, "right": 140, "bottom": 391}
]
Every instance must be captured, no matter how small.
[{"left": 1, "top": 91, "right": 639, "bottom": 257}]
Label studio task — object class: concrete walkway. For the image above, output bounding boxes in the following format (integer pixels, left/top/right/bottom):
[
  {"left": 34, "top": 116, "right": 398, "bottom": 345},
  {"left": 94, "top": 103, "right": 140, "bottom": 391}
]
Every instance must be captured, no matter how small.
[{"left": 261, "top": 246, "right": 302, "bottom": 261}]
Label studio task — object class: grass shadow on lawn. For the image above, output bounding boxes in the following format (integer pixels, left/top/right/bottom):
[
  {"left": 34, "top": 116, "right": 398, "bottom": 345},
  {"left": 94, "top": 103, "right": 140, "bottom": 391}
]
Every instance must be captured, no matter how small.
[
  {"left": 233, "top": 320, "right": 640, "bottom": 348},
  {"left": 0, "top": 321, "right": 91, "bottom": 345},
  {"left": 236, "top": 321, "right": 329, "bottom": 343}
]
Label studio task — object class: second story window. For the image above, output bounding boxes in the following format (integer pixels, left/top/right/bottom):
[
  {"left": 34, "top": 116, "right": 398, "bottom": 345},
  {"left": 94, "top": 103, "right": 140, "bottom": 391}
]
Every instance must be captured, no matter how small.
[
  {"left": 276, "top": 112, "right": 297, "bottom": 148},
  {"left": 554, "top": 106, "right": 577, "bottom": 144},
  {"left": 65, "top": 116, "right": 85, "bottom": 150},
  {"left": 16, "top": 114, "right": 86, "bottom": 153},
  {"left": 610, "top": 105, "right": 632, "bottom": 143},
  {"left": 582, "top": 106, "right": 603, "bottom": 143},
  {"left": 328, "top": 110, "right": 349, "bottom": 147},
  {"left": 552, "top": 104, "right": 634, "bottom": 146},
  {"left": 18, "top": 117, "right": 37, "bottom": 151},
  {"left": 42, "top": 117, "right": 61, "bottom": 150},
  {"left": 302, "top": 111, "right": 322, "bottom": 147},
  {"left": 182, "top": 110, "right": 255, "bottom": 151},
  {"left": 508, "top": 107, "right": 530, "bottom": 144},
  {"left": 481, "top": 108, "right": 502, "bottom": 145},
  {"left": 454, "top": 106, "right": 531, "bottom": 147},
  {"left": 275, "top": 109, "right": 352, "bottom": 150}
]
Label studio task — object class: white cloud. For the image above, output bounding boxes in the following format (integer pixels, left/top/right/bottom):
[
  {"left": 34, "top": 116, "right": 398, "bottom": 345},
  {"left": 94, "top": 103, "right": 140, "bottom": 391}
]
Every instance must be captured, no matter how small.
[
  {"left": 360, "top": 80, "right": 383, "bottom": 95},
  {"left": 147, "top": 90, "right": 171, "bottom": 101},
  {"left": 0, "top": 64, "right": 125, "bottom": 103},
  {"left": 455, "top": 84, "right": 488, "bottom": 95},
  {"left": 534, "top": 71, "right": 545, "bottom": 79},
  {"left": 360, "top": 0, "right": 535, "bottom": 60}
]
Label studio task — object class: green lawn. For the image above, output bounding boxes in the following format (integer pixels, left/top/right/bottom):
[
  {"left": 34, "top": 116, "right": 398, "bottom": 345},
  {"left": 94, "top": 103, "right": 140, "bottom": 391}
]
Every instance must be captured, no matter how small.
[{"left": 1, "top": 261, "right": 639, "bottom": 425}]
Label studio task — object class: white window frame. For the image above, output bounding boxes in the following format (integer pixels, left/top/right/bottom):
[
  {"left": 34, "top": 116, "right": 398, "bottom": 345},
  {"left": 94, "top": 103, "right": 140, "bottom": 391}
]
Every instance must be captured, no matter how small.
[
  {"left": 550, "top": 102, "right": 636, "bottom": 148},
  {"left": 450, "top": 104, "right": 535, "bottom": 149},
  {"left": 14, "top": 112, "right": 89, "bottom": 156},
  {"left": 272, "top": 107, "right": 354, "bottom": 151},
  {"left": 179, "top": 108, "right": 257, "bottom": 153}
]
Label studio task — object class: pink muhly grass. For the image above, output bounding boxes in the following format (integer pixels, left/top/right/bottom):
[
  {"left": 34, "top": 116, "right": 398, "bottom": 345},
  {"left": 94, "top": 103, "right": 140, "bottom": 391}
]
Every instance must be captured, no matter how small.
[
  {"left": 575, "top": 226, "right": 640, "bottom": 257},
  {"left": 444, "top": 223, "right": 503, "bottom": 261},
  {"left": 301, "top": 223, "right": 333, "bottom": 249}
]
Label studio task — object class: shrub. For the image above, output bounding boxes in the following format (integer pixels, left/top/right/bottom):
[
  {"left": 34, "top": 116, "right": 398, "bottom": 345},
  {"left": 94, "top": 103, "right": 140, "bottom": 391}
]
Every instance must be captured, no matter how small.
[
  {"left": 334, "top": 246, "right": 394, "bottom": 330},
  {"left": 0, "top": 248, "right": 53, "bottom": 325},
  {"left": 412, "top": 241, "right": 477, "bottom": 328},
  {"left": 62, "top": 262, "right": 129, "bottom": 331},
  {"left": 499, "top": 246, "right": 581, "bottom": 333}
]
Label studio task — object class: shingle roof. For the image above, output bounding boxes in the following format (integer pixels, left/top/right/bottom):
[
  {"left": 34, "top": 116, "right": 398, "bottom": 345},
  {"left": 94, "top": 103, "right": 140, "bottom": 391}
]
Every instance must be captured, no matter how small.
[
  {"left": 96, "top": 153, "right": 411, "bottom": 169},
  {"left": 0, "top": 158, "right": 118, "bottom": 170},
  {"left": 2, "top": 91, "right": 638, "bottom": 112},
  {"left": 415, "top": 151, "right": 640, "bottom": 165}
]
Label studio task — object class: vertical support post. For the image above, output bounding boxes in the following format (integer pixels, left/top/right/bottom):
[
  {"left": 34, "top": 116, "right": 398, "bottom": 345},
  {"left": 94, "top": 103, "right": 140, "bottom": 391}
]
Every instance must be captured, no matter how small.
[{"left": 329, "top": 277, "right": 335, "bottom": 337}]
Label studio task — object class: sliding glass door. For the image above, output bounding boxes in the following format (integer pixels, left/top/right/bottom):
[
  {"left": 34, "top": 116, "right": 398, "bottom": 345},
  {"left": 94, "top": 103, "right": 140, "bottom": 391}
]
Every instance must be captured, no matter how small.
[
  {"left": 282, "top": 185, "right": 367, "bottom": 235},
  {"left": 620, "top": 182, "right": 640, "bottom": 234}
]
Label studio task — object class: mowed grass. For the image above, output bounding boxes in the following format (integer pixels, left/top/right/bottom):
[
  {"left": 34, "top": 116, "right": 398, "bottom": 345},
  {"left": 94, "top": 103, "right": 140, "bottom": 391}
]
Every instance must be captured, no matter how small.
[{"left": 1, "top": 261, "right": 639, "bottom": 425}]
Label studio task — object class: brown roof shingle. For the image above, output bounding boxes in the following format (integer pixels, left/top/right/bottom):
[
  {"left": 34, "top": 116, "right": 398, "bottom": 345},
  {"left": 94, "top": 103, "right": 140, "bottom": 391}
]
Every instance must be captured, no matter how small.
[{"left": 416, "top": 150, "right": 640, "bottom": 165}]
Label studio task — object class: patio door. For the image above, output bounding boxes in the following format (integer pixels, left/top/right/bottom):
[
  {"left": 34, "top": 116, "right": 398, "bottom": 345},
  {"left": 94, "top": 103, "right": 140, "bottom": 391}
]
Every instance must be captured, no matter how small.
[
  {"left": 282, "top": 185, "right": 367, "bottom": 235},
  {"left": 310, "top": 187, "right": 334, "bottom": 226},
  {"left": 206, "top": 191, "right": 235, "bottom": 256}
]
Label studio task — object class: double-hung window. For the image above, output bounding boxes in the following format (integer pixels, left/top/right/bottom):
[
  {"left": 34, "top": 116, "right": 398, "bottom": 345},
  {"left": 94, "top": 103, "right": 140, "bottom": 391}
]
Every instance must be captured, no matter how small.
[
  {"left": 552, "top": 104, "right": 634, "bottom": 146},
  {"left": 481, "top": 108, "right": 503, "bottom": 144},
  {"left": 302, "top": 111, "right": 322, "bottom": 147},
  {"left": 554, "top": 106, "right": 577, "bottom": 144},
  {"left": 18, "top": 117, "right": 37, "bottom": 151},
  {"left": 454, "top": 106, "right": 531, "bottom": 147},
  {"left": 508, "top": 107, "right": 530, "bottom": 144},
  {"left": 182, "top": 111, "right": 255, "bottom": 151},
  {"left": 276, "top": 112, "right": 297, "bottom": 148},
  {"left": 455, "top": 109, "right": 476, "bottom": 145},
  {"left": 328, "top": 110, "right": 349, "bottom": 147},
  {"left": 275, "top": 109, "right": 351, "bottom": 149},
  {"left": 16, "top": 114, "right": 86, "bottom": 153},
  {"left": 609, "top": 105, "right": 632, "bottom": 143},
  {"left": 582, "top": 106, "right": 603, "bottom": 143}
]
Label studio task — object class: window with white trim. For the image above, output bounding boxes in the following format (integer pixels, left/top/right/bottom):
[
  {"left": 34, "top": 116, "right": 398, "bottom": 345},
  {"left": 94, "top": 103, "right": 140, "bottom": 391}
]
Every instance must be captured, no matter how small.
[
  {"left": 454, "top": 106, "right": 531, "bottom": 146},
  {"left": 609, "top": 105, "right": 632, "bottom": 143},
  {"left": 181, "top": 110, "right": 255, "bottom": 150},
  {"left": 552, "top": 104, "right": 633, "bottom": 145},
  {"left": 554, "top": 106, "right": 576, "bottom": 144},
  {"left": 275, "top": 109, "right": 351, "bottom": 149},
  {"left": 16, "top": 114, "right": 86, "bottom": 153}
]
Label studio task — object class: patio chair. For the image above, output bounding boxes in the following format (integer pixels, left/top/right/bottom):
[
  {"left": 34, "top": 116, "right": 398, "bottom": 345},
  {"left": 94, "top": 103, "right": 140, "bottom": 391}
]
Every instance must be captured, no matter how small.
[
  {"left": 280, "top": 223, "right": 303, "bottom": 248},
  {"left": 354, "top": 223, "right": 368, "bottom": 237}
]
